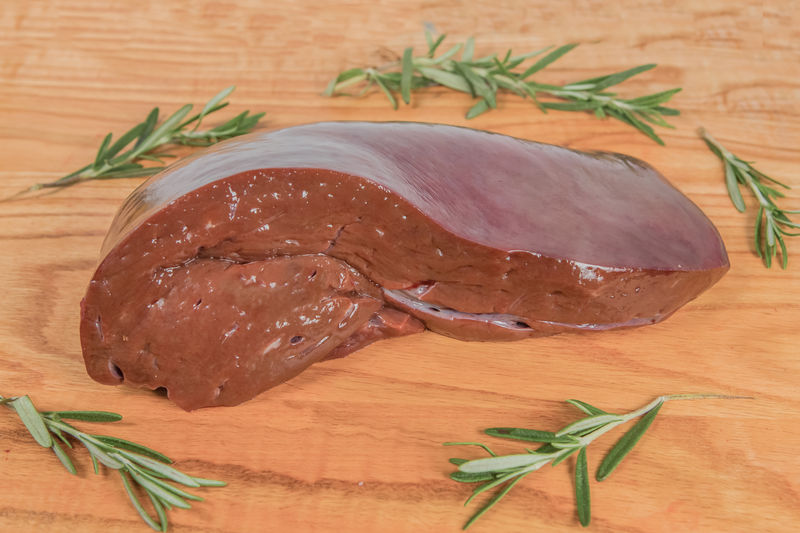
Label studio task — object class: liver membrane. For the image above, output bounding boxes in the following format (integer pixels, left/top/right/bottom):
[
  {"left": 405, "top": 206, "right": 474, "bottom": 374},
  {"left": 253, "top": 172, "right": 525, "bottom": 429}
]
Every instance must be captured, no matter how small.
[{"left": 80, "top": 122, "right": 729, "bottom": 410}]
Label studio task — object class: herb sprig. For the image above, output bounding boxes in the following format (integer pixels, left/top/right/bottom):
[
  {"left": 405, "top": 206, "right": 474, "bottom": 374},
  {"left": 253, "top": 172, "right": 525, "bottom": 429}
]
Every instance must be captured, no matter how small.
[
  {"left": 3, "top": 86, "right": 264, "bottom": 202},
  {"left": 700, "top": 128, "right": 799, "bottom": 269},
  {"left": 2, "top": 393, "right": 225, "bottom": 532},
  {"left": 325, "top": 33, "right": 681, "bottom": 144},
  {"left": 445, "top": 393, "right": 751, "bottom": 529}
]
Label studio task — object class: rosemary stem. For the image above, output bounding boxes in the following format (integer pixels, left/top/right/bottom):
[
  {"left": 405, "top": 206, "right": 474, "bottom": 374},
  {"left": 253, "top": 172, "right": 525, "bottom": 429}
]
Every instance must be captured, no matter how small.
[
  {"left": 3, "top": 393, "right": 225, "bottom": 531},
  {"left": 43, "top": 418, "right": 82, "bottom": 436},
  {"left": 578, "top": 419, "right": 627, "bottom": 444},
  {"left": 40, "top": 176, "right": 87, "bottom": 189},
  {"left": 621, "top": 397, "right": 663, "bottom": 421},
  {"left": 0, "top": 395, "right": 17, "bottom": 410},
  {"left": 700, "top": 126, "right": 797, "bottom": 268},
  {"left": 3, "top": 87, "right": 263, "bottom": 202},
  {"left": 661, "top": 393, "right": 755, "bottom": 402},
  {"left": 327, "top": 34, "right": 680, "bottom": 142},
  {"left": 700, "top": 129, "right": 771, "bottom": 208},
  {"left": 698, "top": 129, "right": 733, "bottom": 160},
  {"left": 448, "top": 393, "right": 752, "bottom": 528},
  {"left": 620, "top": 394, "right": 751, "bottom": 423},
  {"left": 577, "top": 398, "right": 663, "bottom": 446},
  {"left": 745, "top": 173, "right": 773, "bottom": 207},
  {"left": 334, "top": 73, "right": 369, "bottom": 92}
]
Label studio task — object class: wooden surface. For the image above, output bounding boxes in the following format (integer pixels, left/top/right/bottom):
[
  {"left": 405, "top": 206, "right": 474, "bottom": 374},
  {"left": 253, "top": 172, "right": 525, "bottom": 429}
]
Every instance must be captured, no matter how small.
[{"left": 1, "top": 1, "right": 799, "bottom": 531}]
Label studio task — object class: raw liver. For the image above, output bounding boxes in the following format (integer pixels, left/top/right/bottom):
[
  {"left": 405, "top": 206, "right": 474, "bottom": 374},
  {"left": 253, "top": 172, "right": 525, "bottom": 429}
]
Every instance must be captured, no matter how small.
[{"left": 80, "top": 122, "right": 729, "bottom": 410}]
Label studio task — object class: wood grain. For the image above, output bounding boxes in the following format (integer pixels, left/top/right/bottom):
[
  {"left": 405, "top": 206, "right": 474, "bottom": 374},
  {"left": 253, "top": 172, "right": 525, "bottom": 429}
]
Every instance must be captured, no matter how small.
[{"left": 1, "top": 0, "right": 799, "bottom": 531}]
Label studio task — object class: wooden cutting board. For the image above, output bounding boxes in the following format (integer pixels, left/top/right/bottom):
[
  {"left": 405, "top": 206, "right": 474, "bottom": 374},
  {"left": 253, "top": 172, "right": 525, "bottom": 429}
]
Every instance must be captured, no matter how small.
[{"left": 1, "top": 1, "right": 798, "bottom": 531}]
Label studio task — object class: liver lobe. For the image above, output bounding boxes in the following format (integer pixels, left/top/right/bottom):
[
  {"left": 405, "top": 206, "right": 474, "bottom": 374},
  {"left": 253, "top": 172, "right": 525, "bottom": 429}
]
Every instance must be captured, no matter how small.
[{"left": 80, "top": 122, "right": 729, "bottom": 410}]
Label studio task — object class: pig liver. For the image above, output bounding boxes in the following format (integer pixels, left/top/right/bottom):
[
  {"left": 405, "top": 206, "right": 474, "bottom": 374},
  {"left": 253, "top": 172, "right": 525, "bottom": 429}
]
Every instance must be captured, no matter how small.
[{"left": 80, "top": 122, "right": 729, "bottom": 410}]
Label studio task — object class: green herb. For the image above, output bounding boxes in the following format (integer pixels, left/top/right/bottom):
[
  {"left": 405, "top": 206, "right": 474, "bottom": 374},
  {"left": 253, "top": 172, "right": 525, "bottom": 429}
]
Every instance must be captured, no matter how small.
[
  {"left": 2, "top": 393, "right": 225, "bottom": 532},
  {"left": 700, "top": 128, "right": 799, "bottom": 269},
  {"left": 3, "top": 86, "right": 265, "bottom": 202},
  {"left": 325, "top": 33, "right": 681, "bottom": 144},
  {"left": 445, "top": 393, "right": 751, "bottom": 529}
]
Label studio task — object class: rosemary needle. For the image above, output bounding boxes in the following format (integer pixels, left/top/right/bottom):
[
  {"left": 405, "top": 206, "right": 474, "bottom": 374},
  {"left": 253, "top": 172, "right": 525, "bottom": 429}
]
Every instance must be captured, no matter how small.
[
  {"left": 445, "top": 393, "right": 752, "bottom": 529},
  {"left": 325, "top": 33, "right": 681, "bottom": 144},
  {"left": 2, "top": 393, "right": 225, "bottom": 532},
  {"left": 700, "top": 127, "right": 800, "bottom": 269},
  {"left": 3, "top": 86, "right": 265, "bottom": 202}
]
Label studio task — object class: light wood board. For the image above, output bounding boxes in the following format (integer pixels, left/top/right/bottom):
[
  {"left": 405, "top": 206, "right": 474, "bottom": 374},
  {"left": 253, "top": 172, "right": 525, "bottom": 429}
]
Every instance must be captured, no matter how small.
[{"left": 1, "top": 1, "right": 799, "bottom": 531}]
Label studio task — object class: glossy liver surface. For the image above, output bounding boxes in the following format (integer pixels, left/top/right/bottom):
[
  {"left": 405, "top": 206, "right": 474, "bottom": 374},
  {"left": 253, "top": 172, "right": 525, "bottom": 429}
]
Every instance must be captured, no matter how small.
[{"left": 80, "top": 122, "right": 729, "bottom": 410}]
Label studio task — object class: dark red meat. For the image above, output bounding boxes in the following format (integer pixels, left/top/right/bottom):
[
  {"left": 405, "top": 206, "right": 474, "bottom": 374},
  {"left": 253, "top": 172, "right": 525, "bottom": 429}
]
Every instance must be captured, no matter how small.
[{"left": 80, "top": 122, "right": 729, "bottom": 410}]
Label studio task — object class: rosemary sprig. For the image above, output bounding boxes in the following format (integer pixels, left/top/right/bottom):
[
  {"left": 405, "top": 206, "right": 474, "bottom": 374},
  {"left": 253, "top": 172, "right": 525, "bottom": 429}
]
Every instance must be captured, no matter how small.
[
  {"left": 3, "top": 86, "right": 265, "bottom": 202},
  {"left": 325, "top": 33, "right": 681, "bottom": 144},
  {"left": 2, "top": 393, "right": 225, "bottom": 532},
  {"left": 445, "top": 393, "right": 752, "bottom": 529},
  {"left": 700, "top": 128, "right": 799, "bottom": 269}
]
